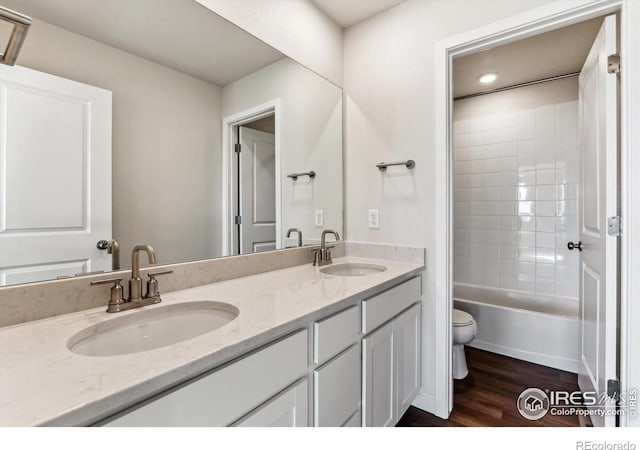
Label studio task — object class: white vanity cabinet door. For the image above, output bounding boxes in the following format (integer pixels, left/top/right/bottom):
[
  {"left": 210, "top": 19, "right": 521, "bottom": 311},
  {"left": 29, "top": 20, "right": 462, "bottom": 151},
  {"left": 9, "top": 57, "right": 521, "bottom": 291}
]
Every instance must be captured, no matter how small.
[
  {"left": 362, "top": 321, "right": 395, "bottom": 427},
  {"left": 233, "top": 378, "right": 308, "bottom": 427},
  {"left": 395, "top": 303, "right": 421, "bottom": 419},
  {"left": 102, "top": 330, "right": 307, "bottom": 427},
  {"left": 362, "top": 302, "right": 422, "bottom": 427},
  {"left": 342, "top": 410, "right": 361, "bottom": 427},
  {"left": 313, "top": 344, "right": 361, "bottom": 427}
]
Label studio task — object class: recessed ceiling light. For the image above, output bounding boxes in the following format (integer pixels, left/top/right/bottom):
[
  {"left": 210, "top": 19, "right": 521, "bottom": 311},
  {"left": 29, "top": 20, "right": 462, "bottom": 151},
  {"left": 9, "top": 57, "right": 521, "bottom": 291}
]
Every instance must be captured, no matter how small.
[{"left": 479, "top": 73, "right": 498, "bottom": 84}]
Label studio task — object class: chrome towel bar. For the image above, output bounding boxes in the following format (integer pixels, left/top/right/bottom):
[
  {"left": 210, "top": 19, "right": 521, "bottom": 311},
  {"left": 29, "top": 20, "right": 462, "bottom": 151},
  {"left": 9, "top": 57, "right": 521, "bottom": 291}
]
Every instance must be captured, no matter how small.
[
  {"left": 0, "top": 6, "right": 31, "bottom": 66},
  {"left": 287, "top": 171, "right": 316, "bottom": 180},
  {"left": 376, "top": 160, "right": 415, "bottom": 171}
]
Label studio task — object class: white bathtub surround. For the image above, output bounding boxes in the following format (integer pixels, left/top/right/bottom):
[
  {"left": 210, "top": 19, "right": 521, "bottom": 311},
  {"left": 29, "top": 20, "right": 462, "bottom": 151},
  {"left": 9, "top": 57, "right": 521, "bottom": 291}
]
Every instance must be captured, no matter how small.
[
  {"left": 453, "top": 79, "right": 580, "bottom": 300},
  {"left": 0, "top": 243, "right": 345, "bottom": 329},
  {"left": 0, "top": 256, "right": 423, "bottom": 426},
  {"left": 454, "top": 284, "right": 579, "bottom": 373}
]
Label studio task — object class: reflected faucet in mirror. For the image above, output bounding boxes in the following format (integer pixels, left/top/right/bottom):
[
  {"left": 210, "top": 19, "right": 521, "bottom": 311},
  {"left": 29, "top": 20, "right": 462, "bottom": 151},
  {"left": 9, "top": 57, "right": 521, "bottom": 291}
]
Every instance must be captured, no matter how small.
[
  {"left": 286, "top": 228, "right": 303, "bottom": 247},
  {"left": 97, "top": 239, "right": 121, "bottom": 270}
]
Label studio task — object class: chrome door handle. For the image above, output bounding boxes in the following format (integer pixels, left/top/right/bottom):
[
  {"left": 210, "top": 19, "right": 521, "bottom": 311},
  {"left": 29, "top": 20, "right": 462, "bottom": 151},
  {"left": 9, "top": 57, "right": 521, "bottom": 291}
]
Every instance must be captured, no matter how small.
[
  {"left": 567, "top": 241, "right": 582, "bottom": 251},
  {"left": 96, "top": 240, "right": 109, "bottom": 250}
]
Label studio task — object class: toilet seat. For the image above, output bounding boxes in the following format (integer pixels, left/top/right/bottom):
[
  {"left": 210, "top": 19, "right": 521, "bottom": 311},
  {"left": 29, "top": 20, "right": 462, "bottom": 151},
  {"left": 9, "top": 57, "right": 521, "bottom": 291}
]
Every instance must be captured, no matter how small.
[{"left": 453, "top": 309, "right": 474, "bottom": 327}]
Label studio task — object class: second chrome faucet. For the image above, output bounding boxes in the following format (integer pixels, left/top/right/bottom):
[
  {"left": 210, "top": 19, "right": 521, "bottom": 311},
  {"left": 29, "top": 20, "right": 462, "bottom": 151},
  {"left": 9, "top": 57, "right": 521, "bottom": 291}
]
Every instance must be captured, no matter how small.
[{"left": 91, "top": 244, "right": 172, "bottom": 313}]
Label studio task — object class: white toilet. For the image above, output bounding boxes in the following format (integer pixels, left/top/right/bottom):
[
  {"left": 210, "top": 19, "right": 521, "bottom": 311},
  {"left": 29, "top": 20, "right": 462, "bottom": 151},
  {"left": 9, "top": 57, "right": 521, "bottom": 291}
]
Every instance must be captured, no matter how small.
[{"left": 452, "top": 309, "right": 477, "bottom": 380}]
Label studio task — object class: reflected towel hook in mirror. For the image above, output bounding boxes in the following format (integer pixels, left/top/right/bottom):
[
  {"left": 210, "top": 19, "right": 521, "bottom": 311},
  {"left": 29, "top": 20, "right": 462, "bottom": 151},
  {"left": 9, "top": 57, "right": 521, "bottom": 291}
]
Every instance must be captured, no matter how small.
[
  {"left": 0, "top": 6, "right": 31, "bottom": 66},
  {"left": 376, "top": 160, "right": 416, "bottom": 171},
  {"left": 287, "top": 171, "right": 316, "bottom": 180}
]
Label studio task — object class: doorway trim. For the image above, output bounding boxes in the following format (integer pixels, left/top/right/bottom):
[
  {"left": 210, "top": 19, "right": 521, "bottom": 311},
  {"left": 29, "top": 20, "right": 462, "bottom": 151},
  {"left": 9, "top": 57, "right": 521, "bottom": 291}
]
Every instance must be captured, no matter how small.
[
  {"left": 221, "top": 99, "right": 282, "bottom": 256},
  {"left": 433, "top": 0, "right": 639, "bottom": 423}
]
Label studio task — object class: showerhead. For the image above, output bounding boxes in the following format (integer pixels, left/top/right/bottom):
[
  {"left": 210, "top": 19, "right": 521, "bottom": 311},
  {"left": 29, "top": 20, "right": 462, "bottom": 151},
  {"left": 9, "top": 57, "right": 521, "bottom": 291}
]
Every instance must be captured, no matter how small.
[{"left": 0, "top": 5, "right": 31, "bottom": 66}]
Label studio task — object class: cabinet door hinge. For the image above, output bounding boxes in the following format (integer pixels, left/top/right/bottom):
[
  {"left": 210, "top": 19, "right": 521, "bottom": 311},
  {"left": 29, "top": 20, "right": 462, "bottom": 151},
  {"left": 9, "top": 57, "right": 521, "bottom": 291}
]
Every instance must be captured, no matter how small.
[
  {"left": 234, "top": 143, "right": 242, "bottom": 153},
  {"left": 608, "top": 216, "right": 622, "bottom": 236},
  {"left": 608, "top": 54, "right": 621, "bottom": 74}
]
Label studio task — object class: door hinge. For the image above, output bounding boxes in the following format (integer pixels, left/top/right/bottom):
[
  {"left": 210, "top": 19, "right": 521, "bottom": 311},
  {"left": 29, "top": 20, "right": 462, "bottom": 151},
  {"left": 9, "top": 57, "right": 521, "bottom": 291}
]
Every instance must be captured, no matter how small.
[
  {"left": 234, "top": 143, "right": 242, "bottom": 153},
  {"left": 608, "top": 216, "right": 622, "bottom": 236},
  {"left": 607, "top": 379, "right": 620, "bottom": 400},
  {"left": 234, "top": 215, "right": 242, "bottom": 225},
  {"left": 608, "top": 54, "right": 621, "bottom": 74}
]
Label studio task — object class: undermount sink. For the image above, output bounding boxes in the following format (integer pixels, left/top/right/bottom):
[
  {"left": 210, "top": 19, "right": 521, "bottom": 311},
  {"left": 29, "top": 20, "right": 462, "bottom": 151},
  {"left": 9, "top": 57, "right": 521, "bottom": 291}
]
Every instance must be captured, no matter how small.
[
  {"left": 320, "top": 263, "right": 387, "bottom": 277},
  {"left": 68, "top": 301, "right": 239, "bottom": 357}
]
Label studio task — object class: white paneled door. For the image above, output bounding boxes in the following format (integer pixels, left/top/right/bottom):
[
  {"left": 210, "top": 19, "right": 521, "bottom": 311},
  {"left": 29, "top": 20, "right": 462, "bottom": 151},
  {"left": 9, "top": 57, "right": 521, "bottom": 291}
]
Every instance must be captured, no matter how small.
[
  {"left": 239, "top": 127, "right": 276, "bottom": 254},
  {"left": 0, "top": 65, "right": 112, "bottom": 286},
  {"left": 577, "top": 14, "right": 618, "bottom": 427}
]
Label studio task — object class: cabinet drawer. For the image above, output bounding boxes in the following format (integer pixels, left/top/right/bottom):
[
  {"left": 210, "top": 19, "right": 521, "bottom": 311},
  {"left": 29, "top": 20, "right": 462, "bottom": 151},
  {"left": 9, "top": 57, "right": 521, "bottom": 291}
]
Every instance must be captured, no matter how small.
[
  {"left": 313, "top": 305, "right": 359, "bottom": 364},
  {"left": 313, "top": 344, "right": 361, "bottom": 427},
  {"left": 233, "top": 378, "right": 308, "bottom": 427},
  {"left": 103, "top": 329, "right": 308, "bottom": 426},
  {"left": 362, "top": 276, "right": 421, "bottom": 334}
]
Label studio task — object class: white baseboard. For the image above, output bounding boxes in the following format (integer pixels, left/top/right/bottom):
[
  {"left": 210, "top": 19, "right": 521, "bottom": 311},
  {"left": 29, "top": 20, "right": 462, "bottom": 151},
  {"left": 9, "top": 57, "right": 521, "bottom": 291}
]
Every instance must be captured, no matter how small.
[
  {"left": 469, "top": 340, "right": 579, "bottom": 374},
  {"left": 411, "top": 392, "right": 445, "bottom": 419}
]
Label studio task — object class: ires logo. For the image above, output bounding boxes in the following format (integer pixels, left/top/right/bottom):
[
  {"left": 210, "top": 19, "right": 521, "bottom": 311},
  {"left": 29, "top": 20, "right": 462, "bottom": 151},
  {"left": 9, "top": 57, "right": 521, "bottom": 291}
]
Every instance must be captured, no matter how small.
[{"left": 517, "top": 387, "right": 636, "bottom": 420}]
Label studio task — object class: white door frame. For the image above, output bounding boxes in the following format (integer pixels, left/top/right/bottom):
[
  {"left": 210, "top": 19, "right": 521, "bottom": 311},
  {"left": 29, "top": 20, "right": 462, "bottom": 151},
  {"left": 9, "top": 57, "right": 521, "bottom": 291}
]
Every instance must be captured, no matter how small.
[
  {"left": 434, "top": 0, "right": 640, "bottom": 423},
  {"left": 221, "top": 99, "right": 282, "bottom": 256}
]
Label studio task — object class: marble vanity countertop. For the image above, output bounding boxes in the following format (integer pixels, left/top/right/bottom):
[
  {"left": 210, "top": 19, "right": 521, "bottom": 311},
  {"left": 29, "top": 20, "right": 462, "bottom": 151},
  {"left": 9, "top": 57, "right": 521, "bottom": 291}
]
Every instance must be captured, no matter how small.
[{"left": 0, "top": 256, "right": 423, "bottom": 426}]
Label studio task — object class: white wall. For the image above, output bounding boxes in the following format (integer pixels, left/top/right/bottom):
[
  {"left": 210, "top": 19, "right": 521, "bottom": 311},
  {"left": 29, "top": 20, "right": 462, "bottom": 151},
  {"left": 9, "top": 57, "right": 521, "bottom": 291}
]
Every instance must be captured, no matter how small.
[
  {"left": 196, "top": 0, "right": 344, "bottom": 87},
  {"left": 453, "top": 78, "right": 580, "bottom": 300},
  {"left": 223, "top": 58, "right": 343, "bottom": 245},
  {"left": 17, "top": 19, "right": 223, "bottom": 266},
  {"left": 343, "top": 0, "right": 555, "bottom": 411}
]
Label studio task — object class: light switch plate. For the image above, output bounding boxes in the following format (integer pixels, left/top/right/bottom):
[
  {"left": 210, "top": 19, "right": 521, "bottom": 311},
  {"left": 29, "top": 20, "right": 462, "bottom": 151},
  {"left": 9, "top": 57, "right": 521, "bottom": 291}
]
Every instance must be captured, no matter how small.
[
  {"left": 315, "top": 210, "right": 324, "bottom": 227},
  {"left": 368, "top": 209, "right": 380, "bottom": 229}
]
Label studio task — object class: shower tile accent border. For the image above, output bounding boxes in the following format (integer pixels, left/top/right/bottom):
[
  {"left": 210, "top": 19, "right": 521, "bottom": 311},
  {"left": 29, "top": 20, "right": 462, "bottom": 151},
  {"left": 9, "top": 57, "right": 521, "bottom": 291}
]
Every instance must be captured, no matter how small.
[{"left": 0, "top": 243, "right": 345, "bottom": 329}]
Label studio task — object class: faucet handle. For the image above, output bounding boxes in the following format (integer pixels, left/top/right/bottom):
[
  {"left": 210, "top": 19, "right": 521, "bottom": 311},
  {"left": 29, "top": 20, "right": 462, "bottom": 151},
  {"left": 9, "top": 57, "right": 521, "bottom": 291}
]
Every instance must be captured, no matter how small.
[
  {"left": 91, "top": 277, "right": 125, "bottom": 313},
  {"left": 147, "top": 270, "right": 173, "bottom": 278},
  {"left": 90, "top": 277, "right": 123, "bottom": 286},
  {"left": 146, "top": 270, "right": 173, "bottom": 299}
]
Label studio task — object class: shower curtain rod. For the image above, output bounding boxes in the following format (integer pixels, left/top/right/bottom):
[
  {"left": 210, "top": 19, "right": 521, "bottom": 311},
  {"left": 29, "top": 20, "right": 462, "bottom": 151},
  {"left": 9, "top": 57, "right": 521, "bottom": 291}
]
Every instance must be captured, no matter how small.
[{"left": 453, "top": 71, "right": 580, "bottom": 101}]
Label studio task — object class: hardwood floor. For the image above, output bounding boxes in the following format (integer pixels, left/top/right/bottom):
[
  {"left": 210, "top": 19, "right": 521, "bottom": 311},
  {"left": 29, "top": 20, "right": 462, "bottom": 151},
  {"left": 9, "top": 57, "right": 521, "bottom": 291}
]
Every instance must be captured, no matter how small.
[{"left": 397, "top": 347, "right": 581, "bottom": 427}]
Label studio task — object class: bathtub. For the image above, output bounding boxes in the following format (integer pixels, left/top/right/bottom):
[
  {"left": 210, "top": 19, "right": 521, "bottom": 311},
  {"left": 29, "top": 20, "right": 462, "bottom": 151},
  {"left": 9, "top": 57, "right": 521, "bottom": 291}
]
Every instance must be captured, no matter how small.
[{"left": 453, "top": 284, "right": 579, "bottom": 373}]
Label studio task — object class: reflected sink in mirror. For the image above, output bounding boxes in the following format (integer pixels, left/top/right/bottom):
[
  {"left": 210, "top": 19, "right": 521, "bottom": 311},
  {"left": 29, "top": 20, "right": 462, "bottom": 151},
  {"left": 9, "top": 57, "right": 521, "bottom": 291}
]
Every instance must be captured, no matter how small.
[
  {"left": 68, "top": 301, "right": 239, "bottom": 357},
  {"left": 320, "top": 263, "right": 387, "bottom": 277}
]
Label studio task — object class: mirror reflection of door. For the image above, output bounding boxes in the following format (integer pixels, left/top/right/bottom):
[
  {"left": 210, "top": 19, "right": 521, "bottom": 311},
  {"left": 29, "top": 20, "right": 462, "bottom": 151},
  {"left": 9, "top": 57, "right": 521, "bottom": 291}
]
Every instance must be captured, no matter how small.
[
  {"left": 0, "top": 65, "right": 112, "bottom": 286},
  {"left": 234, "top": 116, "right": 276, "bottom": 255}
]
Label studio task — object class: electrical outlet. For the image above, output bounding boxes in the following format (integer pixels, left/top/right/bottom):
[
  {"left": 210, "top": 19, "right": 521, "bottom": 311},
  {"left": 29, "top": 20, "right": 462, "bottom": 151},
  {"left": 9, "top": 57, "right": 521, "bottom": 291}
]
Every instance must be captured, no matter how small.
[
  {"left": 315, "top": 210, "right": 324, "bottom": 227},
  {"left": 368, "top": 209, "right": 380, "bottom": 229}
]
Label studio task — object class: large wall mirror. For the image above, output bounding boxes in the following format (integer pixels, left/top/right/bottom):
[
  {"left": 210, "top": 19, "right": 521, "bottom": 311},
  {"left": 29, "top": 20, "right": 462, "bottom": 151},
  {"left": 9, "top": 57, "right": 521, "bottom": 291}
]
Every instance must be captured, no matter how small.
[{"left": 0, "top": 0, "right": 343, "bottom": 287}]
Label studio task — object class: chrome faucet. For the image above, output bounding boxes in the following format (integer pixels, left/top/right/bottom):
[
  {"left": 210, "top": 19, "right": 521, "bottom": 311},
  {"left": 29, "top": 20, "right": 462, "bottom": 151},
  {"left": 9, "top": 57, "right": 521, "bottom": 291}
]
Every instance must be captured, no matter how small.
[
  {"left": 91, "top": 244, "right": 172, "bottom": 313},
  {"left": 287, "top": 228, "right": 303, "bottom": 247},
  {"left": 313, "top": 230, "right": 340, "bottom": 266}
]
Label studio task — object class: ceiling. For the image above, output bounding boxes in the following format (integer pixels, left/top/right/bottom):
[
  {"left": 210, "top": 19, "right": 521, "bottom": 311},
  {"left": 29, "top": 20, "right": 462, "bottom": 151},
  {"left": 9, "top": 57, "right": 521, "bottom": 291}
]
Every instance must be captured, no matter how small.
[
  {"left": 2, "top": 0, "right": 284, "bottom": 87},
  {"left": 312, "top": 0, "right": 406, "bottom": 28},
  {"left": 453, "top": 17, "right": 604, "bottom": 98}
]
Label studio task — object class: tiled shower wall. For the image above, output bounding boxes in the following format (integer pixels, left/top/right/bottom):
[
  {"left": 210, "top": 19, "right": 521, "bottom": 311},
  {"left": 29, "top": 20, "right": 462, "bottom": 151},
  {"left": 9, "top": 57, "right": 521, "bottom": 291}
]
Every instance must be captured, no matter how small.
[{"left": 452, "top": 85, "right": 579, "bottom": 299}]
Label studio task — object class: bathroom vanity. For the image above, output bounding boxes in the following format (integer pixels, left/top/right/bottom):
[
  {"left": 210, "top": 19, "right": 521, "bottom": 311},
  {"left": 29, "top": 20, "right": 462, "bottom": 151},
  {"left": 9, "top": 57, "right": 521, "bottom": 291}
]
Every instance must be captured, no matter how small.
[{"left": 0, "top": 254, "right": 423, "bottom": 427}]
